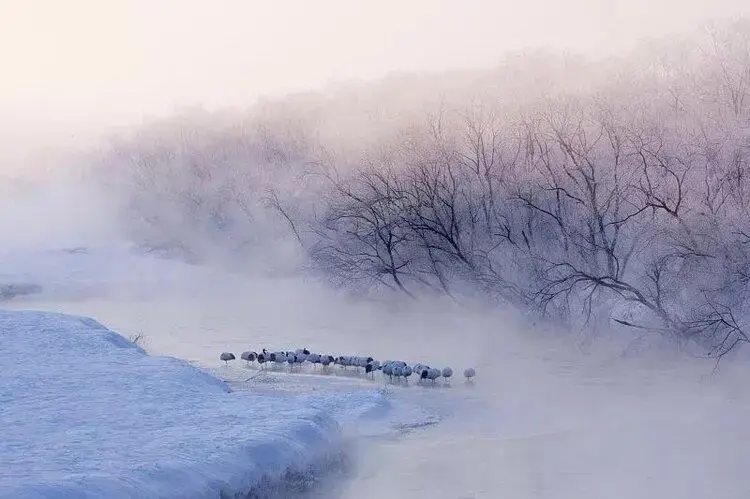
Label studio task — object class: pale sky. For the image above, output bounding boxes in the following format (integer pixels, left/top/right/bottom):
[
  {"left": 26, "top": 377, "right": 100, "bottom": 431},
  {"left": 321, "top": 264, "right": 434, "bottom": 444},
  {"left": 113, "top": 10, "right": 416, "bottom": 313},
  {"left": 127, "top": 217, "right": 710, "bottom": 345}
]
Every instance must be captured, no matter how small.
[{"left": 1, "top": 0, "right": 749, "bottom": 135}]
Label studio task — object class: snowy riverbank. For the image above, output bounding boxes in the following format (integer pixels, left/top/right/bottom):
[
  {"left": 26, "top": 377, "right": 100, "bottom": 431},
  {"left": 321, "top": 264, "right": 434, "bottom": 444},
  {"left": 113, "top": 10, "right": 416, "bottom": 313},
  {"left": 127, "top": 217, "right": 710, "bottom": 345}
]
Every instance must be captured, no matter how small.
[{"left": 0, "top": 309, "right": 388, "bottom": 498}]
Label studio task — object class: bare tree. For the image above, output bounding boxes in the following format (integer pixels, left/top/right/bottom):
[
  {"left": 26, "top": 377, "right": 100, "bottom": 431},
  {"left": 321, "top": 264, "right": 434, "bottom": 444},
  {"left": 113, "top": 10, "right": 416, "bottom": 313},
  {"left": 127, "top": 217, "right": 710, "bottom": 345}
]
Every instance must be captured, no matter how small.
[{"left": 312, "top": 163, "right": 417, "bottom": 297}]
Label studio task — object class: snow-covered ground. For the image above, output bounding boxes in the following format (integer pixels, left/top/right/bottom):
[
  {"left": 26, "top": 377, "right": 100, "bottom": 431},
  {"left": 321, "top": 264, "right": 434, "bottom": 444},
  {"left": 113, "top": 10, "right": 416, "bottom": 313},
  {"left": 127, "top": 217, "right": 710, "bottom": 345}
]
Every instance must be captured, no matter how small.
[
  {"left": 0, "top": 308, "right": 407, "bottom": 498},
  {"left": 4, "top": 243, "right": 750, "bottom": 498}
]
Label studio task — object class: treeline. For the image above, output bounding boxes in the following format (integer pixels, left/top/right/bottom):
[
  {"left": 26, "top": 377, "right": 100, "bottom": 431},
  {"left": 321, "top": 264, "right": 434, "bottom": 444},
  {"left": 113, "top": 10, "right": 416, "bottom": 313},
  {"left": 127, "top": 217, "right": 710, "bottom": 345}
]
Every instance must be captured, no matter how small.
[{"left": 95, "top": 20, "right": 750, "bottom": 357}]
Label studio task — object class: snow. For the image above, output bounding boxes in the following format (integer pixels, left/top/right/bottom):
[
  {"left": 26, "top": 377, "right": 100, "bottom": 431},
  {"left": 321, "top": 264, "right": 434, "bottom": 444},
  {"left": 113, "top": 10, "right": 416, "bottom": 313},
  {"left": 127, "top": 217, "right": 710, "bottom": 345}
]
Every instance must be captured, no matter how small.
[
  {"left": 5, "top": 244, "right": 750, "bottom": 498},
  {"left": 0, "top": 309, "right": 392, "bottom": 498}
]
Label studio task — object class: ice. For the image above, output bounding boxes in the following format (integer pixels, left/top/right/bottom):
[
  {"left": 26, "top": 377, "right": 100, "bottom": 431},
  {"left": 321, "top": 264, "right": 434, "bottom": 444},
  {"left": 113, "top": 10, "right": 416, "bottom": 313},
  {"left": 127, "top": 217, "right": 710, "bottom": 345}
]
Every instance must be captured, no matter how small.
[{"left": 0, "top": 309, "right": 390, "bottom": 498}]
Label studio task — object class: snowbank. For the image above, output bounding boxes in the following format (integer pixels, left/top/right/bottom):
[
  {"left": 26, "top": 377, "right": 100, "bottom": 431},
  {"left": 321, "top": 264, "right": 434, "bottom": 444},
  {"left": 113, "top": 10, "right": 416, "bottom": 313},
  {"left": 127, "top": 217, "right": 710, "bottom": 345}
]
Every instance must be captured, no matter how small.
[{"left": 0, "top": 310, "right": 386, "bottom": 498}]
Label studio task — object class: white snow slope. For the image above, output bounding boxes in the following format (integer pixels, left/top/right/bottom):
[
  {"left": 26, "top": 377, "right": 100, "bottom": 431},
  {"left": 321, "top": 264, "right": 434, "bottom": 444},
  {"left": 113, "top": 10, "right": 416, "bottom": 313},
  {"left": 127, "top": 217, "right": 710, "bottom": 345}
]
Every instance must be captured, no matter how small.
[{"left": 0, "top": 309, "right": 388, "bottom": 498}]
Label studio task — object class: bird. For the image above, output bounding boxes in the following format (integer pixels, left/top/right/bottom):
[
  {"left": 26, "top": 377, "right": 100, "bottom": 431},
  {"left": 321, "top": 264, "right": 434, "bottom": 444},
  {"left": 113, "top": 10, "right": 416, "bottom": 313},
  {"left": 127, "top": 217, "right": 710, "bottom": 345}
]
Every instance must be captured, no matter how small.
[
  {"left": 257, "top": 351, "right": 268, "bottom": 369},
  {"left": 294, "top": 353, "right": 307, "bottom": 368},
  {"left": 220, "top": 352, "right": 235, "bottom": 365},
  {"left": 307, "top": 353, "right": 321, "bottom": 369},
  {"left": 382, "top": 362, "right": 394, "bottom": 380},
  {"left": 392, "top": 364, "right": 404, "bottom": 381},
  {"left": 355, "top": 356, "right": 370, "bottom": 371},
  {"left": 441, "top": 367, "right": 453, "bottom": 381},
  {"left": 413, "top": 364, "right": 428, "bottom": 376},
  {"left": 426, "top": 368, "right": 441, "bottom": 383},
  {"left": 464, "top": 367, "right": 476, "bottom": 381},
  {"left": 240, "top": 351, "right": 257, "bottom": 366},
  {"left": 403, "top": 365, "right": 413, "bottom": 380},
  {"left": 274, "top": 352, "right": 288, "bottom": 368}
]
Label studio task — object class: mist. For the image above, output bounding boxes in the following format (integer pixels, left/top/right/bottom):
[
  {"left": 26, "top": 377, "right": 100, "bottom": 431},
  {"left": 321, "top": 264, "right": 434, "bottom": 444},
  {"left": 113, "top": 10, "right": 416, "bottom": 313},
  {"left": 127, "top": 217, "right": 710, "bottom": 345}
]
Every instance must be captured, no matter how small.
[
  {"left": 4, "top": 4, "right": 750, "bottom": 498},
  {"left": 3, "top": 1, "right": 750, "bottom": 146}
]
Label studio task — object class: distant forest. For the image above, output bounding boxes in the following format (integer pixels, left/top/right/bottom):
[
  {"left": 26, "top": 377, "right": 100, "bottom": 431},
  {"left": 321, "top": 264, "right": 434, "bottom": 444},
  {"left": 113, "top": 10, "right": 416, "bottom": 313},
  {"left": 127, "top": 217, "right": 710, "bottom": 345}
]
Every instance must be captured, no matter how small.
[{"left": 95, "top": 20, "right": 750, "bottom": 359}]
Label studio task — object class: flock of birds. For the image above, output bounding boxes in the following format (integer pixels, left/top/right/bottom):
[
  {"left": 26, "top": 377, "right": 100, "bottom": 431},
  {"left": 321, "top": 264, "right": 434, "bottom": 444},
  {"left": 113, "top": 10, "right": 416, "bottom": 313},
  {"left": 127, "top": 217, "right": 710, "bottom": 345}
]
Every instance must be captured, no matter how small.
[{"left": 218, "top": 348, "right": 476, "bottom": 384}]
